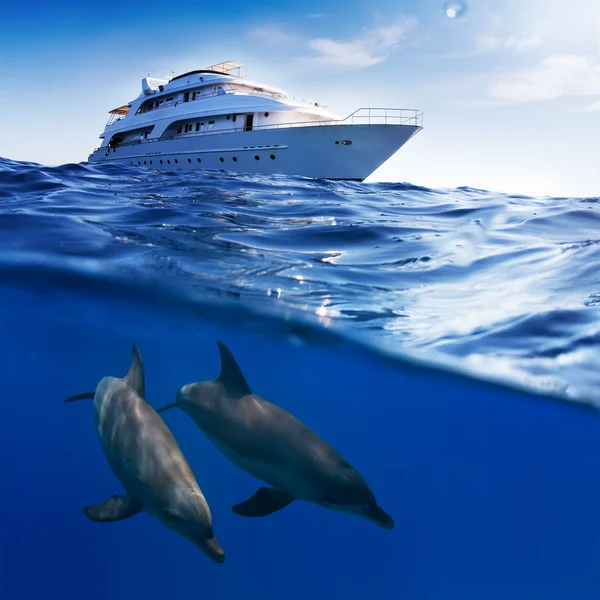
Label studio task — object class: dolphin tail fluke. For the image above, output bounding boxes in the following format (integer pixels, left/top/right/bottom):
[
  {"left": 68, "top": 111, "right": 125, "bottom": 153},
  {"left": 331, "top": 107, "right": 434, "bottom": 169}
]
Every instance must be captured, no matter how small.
[
  {"left": 155, "top": 402, "right": 178, "bottom": 413},
  {"left": 124, "top": 344, "right": 145, "bottom": 397},
  {"left": 232, "top": 487, "right": 294, "bottom": 517},
  {"left": 83, "top": 494, "right": 142, "bottom": 522},
  {"left": 64, "top": 391, "right": 95, "bottom": 403}
]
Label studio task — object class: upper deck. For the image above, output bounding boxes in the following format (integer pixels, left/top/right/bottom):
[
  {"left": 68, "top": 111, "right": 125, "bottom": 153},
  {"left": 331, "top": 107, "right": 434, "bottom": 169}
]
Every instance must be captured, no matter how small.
[{"left": 104, "top": 61, "right": 328, "bottom": 129}]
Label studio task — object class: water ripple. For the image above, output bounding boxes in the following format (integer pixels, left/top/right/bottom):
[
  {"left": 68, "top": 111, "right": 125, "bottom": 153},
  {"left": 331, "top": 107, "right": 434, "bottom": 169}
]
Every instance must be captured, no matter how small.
[{"left": 1, "top": 157, "right": 599, "bottom": 403}]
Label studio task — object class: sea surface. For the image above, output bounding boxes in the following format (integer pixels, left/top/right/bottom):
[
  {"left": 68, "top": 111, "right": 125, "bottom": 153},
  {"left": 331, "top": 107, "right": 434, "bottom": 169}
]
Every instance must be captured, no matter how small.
[{"left": 1, "top": 157, "right": 600, "bottom": 599}]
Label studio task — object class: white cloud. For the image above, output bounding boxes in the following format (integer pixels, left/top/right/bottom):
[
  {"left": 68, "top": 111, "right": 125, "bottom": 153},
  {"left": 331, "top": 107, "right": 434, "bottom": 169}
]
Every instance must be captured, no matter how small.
[
  {"left": 307, "top": 38, "right": 386, "bottom": 69},
  {"left": 304, "top": 17, "right": 418, "bottom": 70},
  {"left": 477, "top": 33, "right": 544, "bottom": 52},
  {"left": 584, "top": 100, "right": 600, "bottom": 111},
  {"left": 489, "top": 55, "right": 600, "bottom": 103},
  {"left": 475, "top": 19, "right": 551, "bottom": 54},
  {"left": 249, "top": 25, "right": 296, "bottom": 46}
]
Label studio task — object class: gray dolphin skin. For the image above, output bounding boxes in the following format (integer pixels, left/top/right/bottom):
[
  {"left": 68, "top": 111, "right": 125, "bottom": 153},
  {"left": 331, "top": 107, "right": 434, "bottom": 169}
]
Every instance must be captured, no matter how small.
[
  {"left": 157, "top": 341, "right": 393, "bottom": 530},
  {"left": 65, "top": 345, "right": 225, "bottom": 563}
]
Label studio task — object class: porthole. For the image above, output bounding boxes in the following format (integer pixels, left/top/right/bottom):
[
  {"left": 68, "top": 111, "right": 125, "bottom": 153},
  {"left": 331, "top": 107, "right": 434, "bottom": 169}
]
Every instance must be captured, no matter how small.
[
  {"left": 220, "top": 157, "right": 224, "bottom": 162},
  {"left": 138, "top": 161, "right": 140, "bottom": 165},
  {"left": 197, "top": 158, "right": 201, "bottom": 163},
  {"left": 175, "top": 159, "right": 178, "bottom": 164},
  {"left": 160, "top": 160, "right": 163, "bottom": 164},
  {"left": 342, "top": 140, "right": 353, "bottom": 145},
  {"left": 335, "top": 141, "right": 340, "bottom": 144},
  {"left": 226, "top": 115, "right": 231, "bottom": 120},
  {"left": 130, "top": 161, "right": 133, "bottom": 165},
  {"left": 167, "top": 160, "right": 171, "bottom": 164},
  {"left": 233, "top": 156, "right": 238, "bottom": 162},
  {"left": 264, "top": 112, "right": 269, "bottom": 117},
  {"left": 150, "top": 160, "right": 152, "bottom": 165},
  {"left": 188, "top": 158, "right": 192, "bottom": 163},
  {"left": 254, "top": 155, "right": 260, "bottom": 160},
  {"left": 270, "top": 154, "right": 276, "bottom": 160},
  {"left": 144, "top": 160, "right": 146, "bottom": 165}
]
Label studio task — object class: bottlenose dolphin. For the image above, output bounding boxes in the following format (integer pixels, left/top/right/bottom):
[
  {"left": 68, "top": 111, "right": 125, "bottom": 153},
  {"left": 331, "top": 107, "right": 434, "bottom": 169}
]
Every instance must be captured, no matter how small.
[
  {"left": 65, "top": 345, "right": 225, "bottom": 563},
  {"left": 157, "top": 341, "right": 393, "bottom": 530}
]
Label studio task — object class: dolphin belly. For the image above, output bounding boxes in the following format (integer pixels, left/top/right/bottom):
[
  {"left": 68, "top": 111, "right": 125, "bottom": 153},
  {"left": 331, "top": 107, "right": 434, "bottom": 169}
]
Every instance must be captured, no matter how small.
[
  {"left": 95, "top": 379, "right": 191, "bottom": 512},
  {"left": 205, "top": 432, "right": 318, "bottom": 501}
]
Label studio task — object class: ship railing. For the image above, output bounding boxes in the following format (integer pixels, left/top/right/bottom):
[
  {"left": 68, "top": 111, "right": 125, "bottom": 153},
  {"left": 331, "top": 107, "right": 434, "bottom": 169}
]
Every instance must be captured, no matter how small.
[
  {"left": 108, "top": 88, "right": 330, "bottom": 125},
  {"left": 94, "top": 108, "right": 423, "bottom": 152},
  {"left": 109, "top": 89, "right": 238, "bottom": 123},
  {"left": 343, "top": 108, "right": 423, "bottom": 127},
  {"left": 106, "top": 113, "right": 127, "bottom": 126},
  {"left": 249, "top": 108, "right": 423, "bottom": 130}
]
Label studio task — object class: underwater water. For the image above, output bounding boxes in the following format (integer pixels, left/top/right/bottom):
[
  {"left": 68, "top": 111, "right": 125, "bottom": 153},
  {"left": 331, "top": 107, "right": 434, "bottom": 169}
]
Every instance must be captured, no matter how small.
[{"left": 1, "top": 157, "right": 600, "bottom": 599}]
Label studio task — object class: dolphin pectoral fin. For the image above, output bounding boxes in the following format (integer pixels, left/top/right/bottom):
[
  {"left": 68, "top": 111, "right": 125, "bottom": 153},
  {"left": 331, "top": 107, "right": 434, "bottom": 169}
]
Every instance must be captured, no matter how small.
[
  {"left": 155, "top": 402, "right": 178, "bottom": 413},
  {"left": 64, "top": 392, "right": 95, "bottom": 403},
  {"left": 232, "top": 487, "right": 293, "bottom": 518},
  {"left": 83, "top": 494, "right": 142, "bottom": 523},
  {"left": 124, "top": 344, "right": 145, "bottom": 398},
  {"left": 216, "top": 341, "right": 252, "bottom": 398}
]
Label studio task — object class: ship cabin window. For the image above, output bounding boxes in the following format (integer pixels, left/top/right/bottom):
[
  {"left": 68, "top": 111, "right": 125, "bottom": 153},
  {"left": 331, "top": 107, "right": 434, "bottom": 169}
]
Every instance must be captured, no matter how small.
[
  {"left": 232, "top": 114, "right": 237, "bottom": 122},
  {"left": 147, "top": 103, "right": 153, "bottom": 111},
  {"left": 184, "top": 92, "right": 190, "bottom": 102},
  {"left": 192, "top": 91, "right": 197, "bottom": 101},
  {"left": 208, "top": 120, "right": 215, "bottom": 130},
  {"left": 196, "top": 122, "right": 200, "bottom": 132},
  {"left": 177, "top": 125, "right": 183, "bottom": 134},
  {"left": 166, "top": 97, "right": 173, "bottom": 102}
]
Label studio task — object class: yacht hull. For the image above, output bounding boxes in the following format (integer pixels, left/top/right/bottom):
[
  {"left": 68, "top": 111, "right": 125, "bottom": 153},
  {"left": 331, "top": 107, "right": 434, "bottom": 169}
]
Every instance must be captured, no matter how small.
[{"left": 88, "top": 124, "right": 421, "bottom": 181}]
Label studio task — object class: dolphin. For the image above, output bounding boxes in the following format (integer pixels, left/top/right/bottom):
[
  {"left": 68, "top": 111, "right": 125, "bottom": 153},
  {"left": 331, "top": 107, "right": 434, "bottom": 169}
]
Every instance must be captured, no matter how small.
[
  {"left": 65, "top": 345, "right": 225, "bottom": 563},
  {"left": 156, "top": 341, "right": 393, "bottom": 530}
]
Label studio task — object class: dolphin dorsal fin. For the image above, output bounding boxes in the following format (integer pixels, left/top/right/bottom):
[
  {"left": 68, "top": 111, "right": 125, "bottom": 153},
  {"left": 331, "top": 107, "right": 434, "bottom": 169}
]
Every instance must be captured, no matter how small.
[
  {"left": 124, "top": 344, "right": 145, "bottom": 397},
  {"left": 216, "top": 341, "right": 251, "bottom": 398}
]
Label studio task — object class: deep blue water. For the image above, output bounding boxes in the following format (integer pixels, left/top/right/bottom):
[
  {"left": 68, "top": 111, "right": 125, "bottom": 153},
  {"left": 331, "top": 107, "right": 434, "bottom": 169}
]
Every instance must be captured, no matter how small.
[{"left": 1, "top": 157, "right": 600, "bottom": 599}]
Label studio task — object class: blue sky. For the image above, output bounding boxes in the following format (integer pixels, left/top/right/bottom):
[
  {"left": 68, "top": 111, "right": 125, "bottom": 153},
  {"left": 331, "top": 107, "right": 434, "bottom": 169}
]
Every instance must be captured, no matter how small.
[{"left": 1, "top": 0, "right": 599, "bottom": 196}]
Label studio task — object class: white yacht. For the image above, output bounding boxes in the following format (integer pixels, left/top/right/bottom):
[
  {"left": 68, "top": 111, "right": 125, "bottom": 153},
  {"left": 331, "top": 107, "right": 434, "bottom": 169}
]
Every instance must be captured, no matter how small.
[{"left": 88, "top": 62, "right": 423, "bottom": 181}]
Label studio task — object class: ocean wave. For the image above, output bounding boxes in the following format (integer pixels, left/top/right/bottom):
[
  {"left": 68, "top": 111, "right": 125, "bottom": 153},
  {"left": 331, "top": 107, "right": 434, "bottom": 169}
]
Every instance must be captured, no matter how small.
[{"left": 1, "top": 156, "right": 599, "bottom": 404}]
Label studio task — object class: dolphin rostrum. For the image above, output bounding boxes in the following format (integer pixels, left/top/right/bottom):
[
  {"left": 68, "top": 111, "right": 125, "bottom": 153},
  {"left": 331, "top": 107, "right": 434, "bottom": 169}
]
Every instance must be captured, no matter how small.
[
  {"left": 157, "top": 341, "right": 393, "bottom": 530},
  {"left": 65, "top": 345, "right": 225, "bottom": 563}
]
